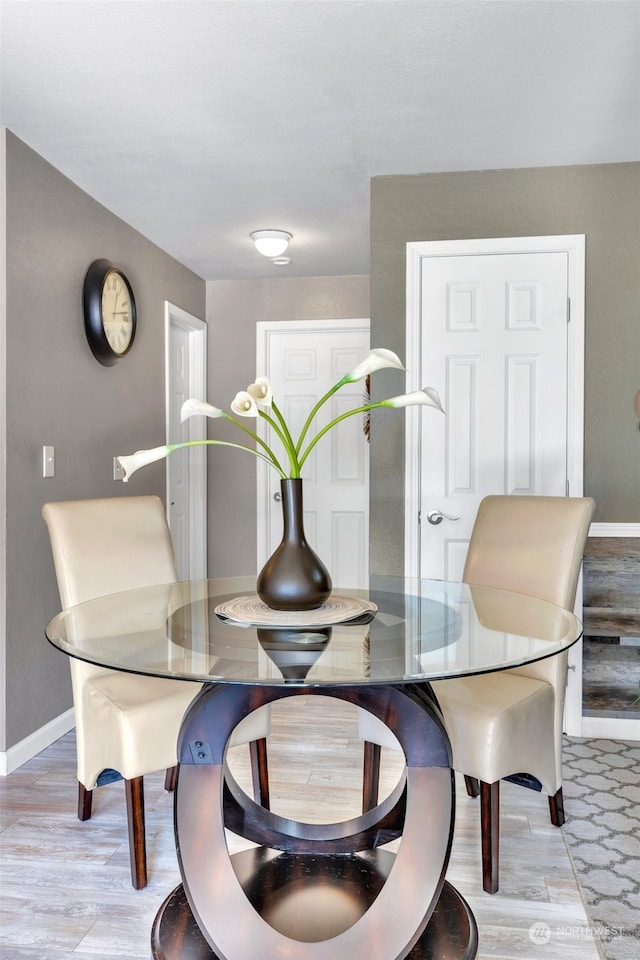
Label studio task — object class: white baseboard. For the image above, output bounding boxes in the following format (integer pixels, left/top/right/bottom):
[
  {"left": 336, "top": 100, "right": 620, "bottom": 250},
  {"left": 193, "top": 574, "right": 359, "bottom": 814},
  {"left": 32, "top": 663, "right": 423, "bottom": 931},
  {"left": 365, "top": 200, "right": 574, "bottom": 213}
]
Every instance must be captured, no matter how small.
[
  {"left": 0, "top": 708, "right": 75, "bottom": 775},
  {"left": 589, "top": 522, "right": 640, "bottom": 537},
  {"left": 580, "top": 716, "right": 640, "bottom": 742}
]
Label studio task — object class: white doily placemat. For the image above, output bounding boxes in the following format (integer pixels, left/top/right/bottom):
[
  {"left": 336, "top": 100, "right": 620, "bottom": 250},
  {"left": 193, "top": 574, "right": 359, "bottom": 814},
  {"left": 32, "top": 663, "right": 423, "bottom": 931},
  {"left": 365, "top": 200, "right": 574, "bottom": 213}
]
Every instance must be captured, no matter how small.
[{"left": 215, "top": 594, "right": 377, "bottom": 627}]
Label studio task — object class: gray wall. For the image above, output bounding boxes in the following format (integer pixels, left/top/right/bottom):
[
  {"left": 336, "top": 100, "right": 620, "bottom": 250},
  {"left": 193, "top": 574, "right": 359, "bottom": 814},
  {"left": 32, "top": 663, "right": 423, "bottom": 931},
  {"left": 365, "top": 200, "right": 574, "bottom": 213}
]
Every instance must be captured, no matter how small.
[
  {"left": 205, "top": 276, "right": 370, "bottom": 577},
  {"left": 370, "top": 162, "right": 640, "bottom": 576},
  {"left": 3, "top": 132, "right": 205, "bottom": 749}
]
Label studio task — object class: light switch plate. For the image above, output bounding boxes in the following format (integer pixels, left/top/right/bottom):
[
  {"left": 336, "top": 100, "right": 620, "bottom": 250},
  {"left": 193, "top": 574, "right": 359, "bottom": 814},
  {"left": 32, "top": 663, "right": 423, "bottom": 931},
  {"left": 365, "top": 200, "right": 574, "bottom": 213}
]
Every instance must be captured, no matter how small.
[
  {"left": 42, "top": 445, "right": 55, "bottom": 478},
  {"left": 113, "top": 457, "right": 126, "bottom": 481}
]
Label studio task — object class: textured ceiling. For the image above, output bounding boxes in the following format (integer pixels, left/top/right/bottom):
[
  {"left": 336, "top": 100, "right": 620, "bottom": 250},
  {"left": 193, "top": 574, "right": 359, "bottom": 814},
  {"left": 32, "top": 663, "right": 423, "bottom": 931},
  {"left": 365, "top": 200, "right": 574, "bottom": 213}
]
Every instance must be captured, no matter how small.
[{"left": 1, "top": 0, "right": 638, "bottom": 280}]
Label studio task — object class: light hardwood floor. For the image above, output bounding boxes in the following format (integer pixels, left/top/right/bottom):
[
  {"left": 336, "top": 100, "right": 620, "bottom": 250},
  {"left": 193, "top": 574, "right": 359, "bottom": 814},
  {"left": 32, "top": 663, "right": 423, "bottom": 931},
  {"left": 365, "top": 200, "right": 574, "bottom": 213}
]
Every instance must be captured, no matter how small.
[{"left": 1, "top": 697, "right": 602, "bottom": 960}]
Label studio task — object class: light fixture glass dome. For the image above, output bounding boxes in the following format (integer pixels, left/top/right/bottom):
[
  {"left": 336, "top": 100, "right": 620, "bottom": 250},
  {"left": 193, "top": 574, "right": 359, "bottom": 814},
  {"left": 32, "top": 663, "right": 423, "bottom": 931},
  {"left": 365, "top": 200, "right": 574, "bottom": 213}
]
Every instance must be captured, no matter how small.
[{"left": 250, "top": 230, "right": 292, "bottom": 258}]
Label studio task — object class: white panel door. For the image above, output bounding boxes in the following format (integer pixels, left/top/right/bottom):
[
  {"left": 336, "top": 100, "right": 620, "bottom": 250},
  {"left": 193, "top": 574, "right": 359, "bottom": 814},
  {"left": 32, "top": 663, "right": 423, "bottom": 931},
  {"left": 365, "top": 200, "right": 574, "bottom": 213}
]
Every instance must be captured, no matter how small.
[
  {"left": 257, "top": 321, "right": 370, "bottom": 590},
  {"left": 418, "top": 250, "right": 570, "bottom": 581}
]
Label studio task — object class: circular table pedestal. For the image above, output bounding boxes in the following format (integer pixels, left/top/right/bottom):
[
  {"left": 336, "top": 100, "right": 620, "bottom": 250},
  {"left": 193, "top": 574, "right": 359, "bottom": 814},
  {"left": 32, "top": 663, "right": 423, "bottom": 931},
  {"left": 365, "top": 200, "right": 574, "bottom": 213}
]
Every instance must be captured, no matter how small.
[{"left": 152, "top": 848, "right": 477, "bottom": 960}]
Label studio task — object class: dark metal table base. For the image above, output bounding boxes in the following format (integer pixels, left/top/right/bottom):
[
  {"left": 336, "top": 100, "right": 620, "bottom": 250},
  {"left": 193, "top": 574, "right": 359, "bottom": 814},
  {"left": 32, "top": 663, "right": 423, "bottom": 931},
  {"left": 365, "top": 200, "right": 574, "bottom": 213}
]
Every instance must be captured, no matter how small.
[
  {"left": 154, "top": 682, "right": 478, "bottom": 960},
  {"left": 152, "top": 862, "right": 477, "bottom": 960}
]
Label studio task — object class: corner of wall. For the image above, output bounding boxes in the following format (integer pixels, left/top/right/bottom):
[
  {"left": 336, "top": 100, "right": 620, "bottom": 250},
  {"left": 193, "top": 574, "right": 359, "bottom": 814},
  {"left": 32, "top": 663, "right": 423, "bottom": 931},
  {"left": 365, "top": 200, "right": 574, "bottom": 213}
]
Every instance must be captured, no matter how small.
[{"left": 0, "top": 126, "right": 7, "bottom": 752}]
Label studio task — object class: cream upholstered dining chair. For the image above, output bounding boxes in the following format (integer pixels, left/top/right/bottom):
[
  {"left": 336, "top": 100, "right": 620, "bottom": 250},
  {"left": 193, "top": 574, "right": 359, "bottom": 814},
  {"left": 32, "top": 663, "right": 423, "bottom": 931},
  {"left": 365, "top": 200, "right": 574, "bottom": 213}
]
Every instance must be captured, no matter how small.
[
  {"left": 42, "top": 495, "right": 271, "bottom": 889},
  {"left": 359, "top": 494, "right": 595, "bottom": 894}
]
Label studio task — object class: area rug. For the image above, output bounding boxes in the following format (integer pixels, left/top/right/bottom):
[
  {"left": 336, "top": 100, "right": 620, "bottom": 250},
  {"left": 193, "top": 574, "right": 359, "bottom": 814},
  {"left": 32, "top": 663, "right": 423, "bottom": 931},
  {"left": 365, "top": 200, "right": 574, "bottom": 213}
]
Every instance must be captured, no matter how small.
[{"left": 562, "top": 737, "right": 640, "bottom": 960}]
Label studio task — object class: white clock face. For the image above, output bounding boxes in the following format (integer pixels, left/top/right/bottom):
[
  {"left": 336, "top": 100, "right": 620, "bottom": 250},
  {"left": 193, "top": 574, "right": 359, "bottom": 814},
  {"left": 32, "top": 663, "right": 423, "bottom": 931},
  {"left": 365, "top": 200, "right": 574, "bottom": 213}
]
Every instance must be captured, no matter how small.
[{"left": 101, "top": 272, "right": 133, "bottom": 355}]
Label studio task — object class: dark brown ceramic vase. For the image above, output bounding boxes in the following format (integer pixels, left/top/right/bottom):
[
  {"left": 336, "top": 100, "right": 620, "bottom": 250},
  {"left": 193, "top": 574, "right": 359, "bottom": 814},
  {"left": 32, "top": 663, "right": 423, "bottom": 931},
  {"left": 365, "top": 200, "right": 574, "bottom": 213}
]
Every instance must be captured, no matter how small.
[{"left": 257, "top": 478, "right": 332, "bottom": 611}]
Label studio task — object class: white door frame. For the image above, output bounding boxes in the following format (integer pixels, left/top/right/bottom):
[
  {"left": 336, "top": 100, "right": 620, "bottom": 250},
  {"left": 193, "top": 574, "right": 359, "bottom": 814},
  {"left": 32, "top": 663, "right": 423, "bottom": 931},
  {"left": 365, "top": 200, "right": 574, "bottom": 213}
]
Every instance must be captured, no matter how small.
[
  {"left": 256, "top": 318, "right": 370, "bottom": 572},
  {"left": 164, "top": 302, "right": 207, "bottom": 579},
  {"left": 404, "top": 234, "right": 586, "bottom": 578}
]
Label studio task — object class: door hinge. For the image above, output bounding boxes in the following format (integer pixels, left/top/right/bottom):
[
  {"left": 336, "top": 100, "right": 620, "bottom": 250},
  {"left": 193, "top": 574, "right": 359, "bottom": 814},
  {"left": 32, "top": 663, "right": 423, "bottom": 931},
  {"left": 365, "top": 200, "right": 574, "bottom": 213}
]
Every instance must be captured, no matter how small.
[
  {"left": 418, "top": 510, "right": 421, "bottom": 524},
  {"left": 566, "top": 297, "right": 571, "bottom": 323},
  {"left": 566, "top": 479, "right": 570, "bottom": 497}
]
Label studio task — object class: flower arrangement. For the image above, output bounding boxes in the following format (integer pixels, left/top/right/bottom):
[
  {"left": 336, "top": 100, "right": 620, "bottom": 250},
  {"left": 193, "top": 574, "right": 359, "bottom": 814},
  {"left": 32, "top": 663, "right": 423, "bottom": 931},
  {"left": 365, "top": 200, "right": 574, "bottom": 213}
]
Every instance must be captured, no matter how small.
[{"left": 117, "top": 348, "right": 443, "bottom": 482}]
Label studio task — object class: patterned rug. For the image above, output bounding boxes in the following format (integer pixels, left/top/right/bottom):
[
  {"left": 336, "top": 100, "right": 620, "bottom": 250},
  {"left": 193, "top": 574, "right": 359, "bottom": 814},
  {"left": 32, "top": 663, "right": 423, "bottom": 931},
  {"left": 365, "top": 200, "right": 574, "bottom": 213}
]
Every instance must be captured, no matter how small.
[{"left": 562, "top": 737, "right": 640, "bottom": 960}]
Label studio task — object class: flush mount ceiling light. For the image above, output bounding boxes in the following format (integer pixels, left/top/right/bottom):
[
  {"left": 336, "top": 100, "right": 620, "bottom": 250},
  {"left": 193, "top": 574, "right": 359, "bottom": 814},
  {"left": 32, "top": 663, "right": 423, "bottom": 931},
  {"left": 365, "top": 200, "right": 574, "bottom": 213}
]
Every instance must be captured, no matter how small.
[{"left": 250, "top": 229, "right": 292, "bottom": 259}]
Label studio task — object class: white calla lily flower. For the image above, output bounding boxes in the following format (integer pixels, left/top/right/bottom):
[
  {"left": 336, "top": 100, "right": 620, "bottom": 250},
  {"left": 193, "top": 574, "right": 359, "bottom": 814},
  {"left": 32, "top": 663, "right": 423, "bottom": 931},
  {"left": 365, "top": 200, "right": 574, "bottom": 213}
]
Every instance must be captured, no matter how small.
[
  {"left": 118, "top": 445, "right": 173, "bottom": 482},
  {"left": 421, "top": 387, "right": 444, "bottom": 411},
  {"left": 344, "top": 348, "right": 405, "bottom": 383},
  {"left": 118, "top": 347, "right": 442, "bottom": 483},
  {"left": 247, "top": 377, "right": 272, "bottom": 407},
  {"left": 231, "top": 391, "right": 258, "bottom": 418},
  {"left": 180, "top": 398, "right": 224, "bottom": 423},
  {"left": 383, "top": 387, "right": 444, "bottom": 412}
]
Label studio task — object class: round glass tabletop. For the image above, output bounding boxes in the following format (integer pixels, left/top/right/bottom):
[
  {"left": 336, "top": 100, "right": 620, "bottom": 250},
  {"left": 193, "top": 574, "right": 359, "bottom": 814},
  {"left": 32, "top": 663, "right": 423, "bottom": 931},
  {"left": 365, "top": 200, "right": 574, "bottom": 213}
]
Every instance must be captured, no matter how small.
[{"left": 45, "top": 577, "right": 582, "bottom": 687}]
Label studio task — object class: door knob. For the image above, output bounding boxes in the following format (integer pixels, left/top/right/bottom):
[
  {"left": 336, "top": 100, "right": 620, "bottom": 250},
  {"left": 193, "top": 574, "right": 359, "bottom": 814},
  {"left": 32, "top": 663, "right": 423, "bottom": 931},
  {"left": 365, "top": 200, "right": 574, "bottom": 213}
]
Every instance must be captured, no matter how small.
[
  {"left": 426, "top": 509, "right": 460, "bottom": 525},
  {"left": 273, "top": 491, "right": 282, "bottom": 502}
]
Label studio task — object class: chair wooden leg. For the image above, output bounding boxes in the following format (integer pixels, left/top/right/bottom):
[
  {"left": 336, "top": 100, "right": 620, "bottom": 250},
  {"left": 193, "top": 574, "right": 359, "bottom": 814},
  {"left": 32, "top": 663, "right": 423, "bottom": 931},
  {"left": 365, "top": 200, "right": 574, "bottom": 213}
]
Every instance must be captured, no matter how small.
[
  {"left": 125, "top": 776, "right": 147, "bottom": 890},
  {"left": 549, "top": 786, "right": 565, "bottom": 827},
  {"left": 164, "top": 765, "right": 178, "bottom": 792},
  {"left": 480, "top": 780, "right": 500, "bottom": 894},
  {"left": 249, "top": 738, "right": 270, "bottom": 810},
  {"left": 464, "top": 775, "right": 481, "bottom": 798},
  {"left": 362, "top": 741, "right": 382, "bottom": 812},
  {"left": 77, "top": 782, "right": 93, "bottom": 821}
]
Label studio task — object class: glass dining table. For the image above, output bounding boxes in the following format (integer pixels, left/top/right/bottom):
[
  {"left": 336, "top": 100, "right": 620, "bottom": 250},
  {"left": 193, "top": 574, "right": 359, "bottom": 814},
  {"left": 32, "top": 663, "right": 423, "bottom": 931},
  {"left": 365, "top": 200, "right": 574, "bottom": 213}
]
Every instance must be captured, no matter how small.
[{"left": 45, "top": 576, "right": 582, "bottom": 960}]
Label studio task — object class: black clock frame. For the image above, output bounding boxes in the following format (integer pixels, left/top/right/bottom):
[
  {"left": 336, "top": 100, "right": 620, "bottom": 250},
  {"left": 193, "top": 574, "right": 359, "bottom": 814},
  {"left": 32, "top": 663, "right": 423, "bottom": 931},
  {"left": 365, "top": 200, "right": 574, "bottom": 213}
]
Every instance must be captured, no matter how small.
[{"left": 83, "top": 259, "right": 137, "bottom": 366}]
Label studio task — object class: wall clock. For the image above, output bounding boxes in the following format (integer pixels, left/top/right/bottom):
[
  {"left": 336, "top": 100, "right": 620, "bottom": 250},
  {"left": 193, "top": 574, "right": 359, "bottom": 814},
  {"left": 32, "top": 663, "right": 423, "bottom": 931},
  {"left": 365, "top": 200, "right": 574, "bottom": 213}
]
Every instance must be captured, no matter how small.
[{"left": 83, "top": 259, "right": 137, "bottom": 366}]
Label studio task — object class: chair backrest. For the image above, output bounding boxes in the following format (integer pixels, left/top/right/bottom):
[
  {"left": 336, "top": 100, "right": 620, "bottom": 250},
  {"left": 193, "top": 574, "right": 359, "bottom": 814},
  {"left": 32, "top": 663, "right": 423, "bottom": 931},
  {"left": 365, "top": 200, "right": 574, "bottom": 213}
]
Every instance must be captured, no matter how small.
[
  {"left": 462, "top": 495, "right": 595, "bottom": 794},
  {"left": 42, "top": 497, "right": 183, "bottom": 793},
  {"left": 463, "top": 495, "right": 596, "bottom": 611},
  {"left": 42, "top": 495, "right": 178, "bottom": 609}
]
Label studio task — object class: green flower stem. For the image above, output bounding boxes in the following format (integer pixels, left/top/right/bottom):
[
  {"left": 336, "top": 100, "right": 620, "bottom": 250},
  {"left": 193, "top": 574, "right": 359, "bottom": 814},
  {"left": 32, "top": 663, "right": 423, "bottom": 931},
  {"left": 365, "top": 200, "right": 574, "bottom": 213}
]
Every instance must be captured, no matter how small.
[
  {"left": 270, "top": 401, "right": 300, "bottom": 474},
  {"left": 297, "top": 401, "right": 389, "bottom": 471},
  {"left": 294, "top": 377, "right": 349, "bottom": 456},
  {"left": 220, "top": 412, "right": 285, "bottom": 474},
  {"left": 258, "top": 408, "right": 300, "bottom": 477},
  {"left": 171, "top": 439, "right": 287, "bottom": 478}
]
